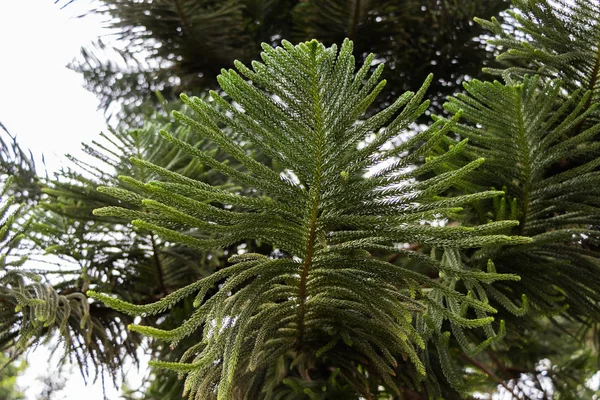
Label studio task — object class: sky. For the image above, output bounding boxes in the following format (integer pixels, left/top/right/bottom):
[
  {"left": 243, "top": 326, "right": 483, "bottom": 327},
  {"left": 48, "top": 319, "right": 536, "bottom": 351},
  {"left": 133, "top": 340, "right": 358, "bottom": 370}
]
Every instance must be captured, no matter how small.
[
  {"left": 0, "top": 0, "right": 106, "bottom": 173},
  {"left": 0, "top": 1, "right": 148, "bottom": 399}
]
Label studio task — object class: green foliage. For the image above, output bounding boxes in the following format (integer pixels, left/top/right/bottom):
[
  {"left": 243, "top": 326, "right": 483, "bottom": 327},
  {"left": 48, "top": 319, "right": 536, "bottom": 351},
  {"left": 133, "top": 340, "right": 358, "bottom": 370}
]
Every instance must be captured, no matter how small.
[
  {"left": 474, "top": 319, "right": 600, "bottom": 399},
  {"left": 440, "top": 75, "right": 600, "bottom": 321},
  {"left": 0, "top": 174, "right": 136, "bottom": 385},
  {"left": 0, "top": 124, "right": 41, "bottom": 204},
  {"left": 476, "top": 0, "right": 600, "bottom": 145},
  {"left": 20, "top": 104, "right": 227, "bottom": 382},
  {"left": 0, "top": 353, "right": 26, "bottom": 400},
  {"left": 478, "top": 0, "right": 600, "bottom": 100},
  {"left": 35, "top": 98, "right": 236, "bottom": 302},
  {"left": 68, "top": 0, "right": 509, "bottom": 124},
  {"left": 0, "top": 177, "right": 27, "bottom": 267},
  {"left": 2, "top": 1, "right": 599, "bottom": 398},
  {"left": 17, "top": 98, "right": 256, "bottom": 394},
  {"left": 90, "top": 39, "right": 531, "bottom": 399},
  {"left": 0, "top": 177, "right": 36, "bottom": 355}
]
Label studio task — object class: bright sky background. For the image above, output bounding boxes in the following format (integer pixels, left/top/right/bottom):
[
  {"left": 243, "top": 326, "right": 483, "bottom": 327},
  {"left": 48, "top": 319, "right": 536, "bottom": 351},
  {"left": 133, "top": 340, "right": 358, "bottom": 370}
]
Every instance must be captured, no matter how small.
[
  {"left": 0, "top": 0, "right": 106, "bottom": 173},
  {"left": 0, "top": 1, "right": 148, "bottom": 399}
]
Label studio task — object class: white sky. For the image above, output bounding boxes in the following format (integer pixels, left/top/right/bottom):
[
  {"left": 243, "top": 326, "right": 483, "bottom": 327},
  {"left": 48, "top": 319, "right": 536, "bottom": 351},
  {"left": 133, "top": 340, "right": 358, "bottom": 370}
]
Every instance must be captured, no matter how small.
[
  {"left": 0, "top": 0, "right": 106, "bottom": 173},
  {"left": 0, "top": 1, "right": 148, "bottom": 399}
]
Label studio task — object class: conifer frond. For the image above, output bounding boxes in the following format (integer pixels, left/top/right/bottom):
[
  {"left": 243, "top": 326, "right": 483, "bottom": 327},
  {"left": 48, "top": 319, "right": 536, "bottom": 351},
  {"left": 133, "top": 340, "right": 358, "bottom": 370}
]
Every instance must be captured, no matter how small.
[
  {"left": 476, "top": 0, "right": 600, "bottom": 124},
  {"left": 39, "top": 103, "right": 229, "bottom": 299},
  {"left": 443, "top": 75, "right": 600, "bottom": 321},
  {"left": 0, "top": 177, "right": 142, "bottom": 385},
  {"left": 1, "top": 177, "right": 34, "bottom": 354},
  {"left": 91, "top": 39, "right": 529, "bottom": 398},
  {"left": 0, "top": 125, "right": 41, "bottom": 204},
  {"left": 9, "top": 105, "right": 236, "bottom": 387},
  {"left": 0, "top": 177, "right": 27, "bottom": 270}
]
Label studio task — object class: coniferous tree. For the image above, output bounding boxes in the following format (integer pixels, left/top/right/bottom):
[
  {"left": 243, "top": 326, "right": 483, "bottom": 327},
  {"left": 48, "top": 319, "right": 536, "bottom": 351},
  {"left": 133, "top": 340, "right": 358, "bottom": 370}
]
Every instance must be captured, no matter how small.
[{"left": 1, "top": 0, "right": 600, "bottom": 399}]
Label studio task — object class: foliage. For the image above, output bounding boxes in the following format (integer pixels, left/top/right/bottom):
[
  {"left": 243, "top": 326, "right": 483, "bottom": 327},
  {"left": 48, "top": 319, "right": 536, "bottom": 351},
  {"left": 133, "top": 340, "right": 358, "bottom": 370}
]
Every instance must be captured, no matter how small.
[
  {"left": 15, "top": 98, "right": 256, "bottom": 396},
  {"left": 439, "top": 75, "right": 600, "bottom": 320},
  {"left": 492, "top": 319, "right": 600, "bottom": 399},
  {"left": 89, "top": 39, "right": 533, "bottom": 398},
  {"left": 0, "top": 124, "right": 41, "bottom": 203},
  {"left": 0, "top": 353, "right": 26, "bottom": 400},
  {"left": 1, "top": 0, "right": 599, "bottom": 399},
  {"left": 0, "top": 169, "right": 135, "bottom": 386},
  {"left": 68, "top": 0, "right": 509, "bottom": 124},
  {"left": 427, "top": 74, "right": 600, "bottom": 400},
  {"left": 478, "top": 0, "right": 600, "bottom": 110}
]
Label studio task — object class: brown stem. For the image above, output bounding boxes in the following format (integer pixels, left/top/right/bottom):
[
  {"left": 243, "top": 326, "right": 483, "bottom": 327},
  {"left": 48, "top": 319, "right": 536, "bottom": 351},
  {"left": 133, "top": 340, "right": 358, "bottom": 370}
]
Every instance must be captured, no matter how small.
[
  {"left": 486, "top": 349, "right": 512, "bottom": 378},
  {"left": 348, "top": 0, "right": 361, "bottom": 40},
  {"left": 296, "top": 205, "right": 317, "bottom": 350},
  {"left": 296, "top": 46, "right": 324, "bottom": 350},
  {"left": 173, "top": 0, "right": 192, "bottom": 32},
  {"left": 402, "top": 388, "right": 428, "bottom": 400},
  {"left": 464, "top": 355, "right": 525, "bottom": 399}
]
